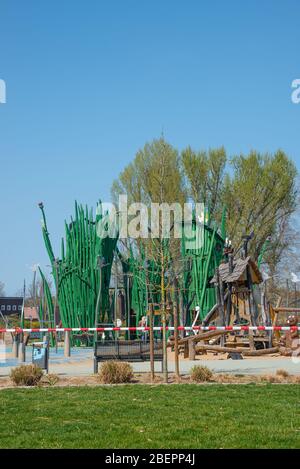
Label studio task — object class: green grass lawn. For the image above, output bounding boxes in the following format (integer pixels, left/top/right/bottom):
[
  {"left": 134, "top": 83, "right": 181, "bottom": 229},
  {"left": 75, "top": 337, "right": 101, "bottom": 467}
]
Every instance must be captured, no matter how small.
[{"left": 0, "top": 384, "right": 299, "bottom": 448}]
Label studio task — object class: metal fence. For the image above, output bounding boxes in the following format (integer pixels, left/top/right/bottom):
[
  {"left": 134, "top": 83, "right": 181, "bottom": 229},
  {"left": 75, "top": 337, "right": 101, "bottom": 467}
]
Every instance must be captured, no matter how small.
[{"left": 94, "top": 339, "right": 163, "bottom": 362}]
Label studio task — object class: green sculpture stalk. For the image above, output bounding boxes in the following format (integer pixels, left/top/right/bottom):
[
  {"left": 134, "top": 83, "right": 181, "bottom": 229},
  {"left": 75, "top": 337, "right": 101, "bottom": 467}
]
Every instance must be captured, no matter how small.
[{"left": 39, "top": 201, "right": 119, "bottom": 335}]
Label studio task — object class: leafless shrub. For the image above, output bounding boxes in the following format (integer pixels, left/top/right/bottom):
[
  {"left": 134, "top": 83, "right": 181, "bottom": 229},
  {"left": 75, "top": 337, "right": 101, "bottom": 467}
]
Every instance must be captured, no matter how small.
[
  {"left": 191, "top": 365, "right": 213, "bottom": 383},
  {"left": 10, "top": 364, "right": 43, "bottom": 386},
  {"left": 98, "top": 361, "right": 134, "bottom": 384}
]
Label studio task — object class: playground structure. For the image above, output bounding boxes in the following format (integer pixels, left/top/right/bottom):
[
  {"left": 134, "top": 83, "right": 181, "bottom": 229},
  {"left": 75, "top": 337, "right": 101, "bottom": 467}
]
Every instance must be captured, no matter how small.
[
  {"left": 36, "top": 202, "right": 228, "bottom": 341},
  {"left": 2, "top": 199, "right": 293, "bottom": 362}
]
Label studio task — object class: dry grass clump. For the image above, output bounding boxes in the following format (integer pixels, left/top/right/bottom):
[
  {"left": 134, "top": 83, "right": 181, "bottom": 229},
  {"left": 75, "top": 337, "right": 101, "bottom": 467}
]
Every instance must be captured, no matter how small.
[
  {"left": 10, "top": 364, "right": 43, "bottom": 386},
  {"left": 276, "top": 369, "right": 290, "bottom": 378},
  {"left": 98, "top": 361, "right": 134, "bottom": 384},
  {"left": 40, "top": 374, "right": 59, "bottom": 386},
  {"left": 190, "top": 365, "right": 213, "bottom": 383},
  {"left": 215, "top": 373, "right": 253, "bottom": 384},
  {"left": 259, "top": 374, "right": 283, "bottom": 383},
  {"left": 214, "top": 373, "right": 234, "bottom": 383}
]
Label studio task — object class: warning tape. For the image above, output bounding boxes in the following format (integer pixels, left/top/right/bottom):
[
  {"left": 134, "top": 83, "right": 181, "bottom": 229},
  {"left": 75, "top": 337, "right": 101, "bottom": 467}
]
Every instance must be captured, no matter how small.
[{"left": 0, "top": 326, "right": 299, "bottom": 333}]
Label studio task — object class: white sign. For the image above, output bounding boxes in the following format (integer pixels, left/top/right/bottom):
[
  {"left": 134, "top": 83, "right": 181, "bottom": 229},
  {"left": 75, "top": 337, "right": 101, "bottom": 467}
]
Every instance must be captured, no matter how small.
[
  {"left": 291, "top": 79, "right": 300, "bottom": 104},
  {"left": 0, "top": 79, "right": 6, "bottom": 104}
]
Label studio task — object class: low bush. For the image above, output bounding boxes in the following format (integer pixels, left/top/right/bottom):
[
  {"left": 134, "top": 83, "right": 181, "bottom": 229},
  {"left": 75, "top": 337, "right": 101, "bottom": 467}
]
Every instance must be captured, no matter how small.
[
  {"left": 98, "top": 361, "right": 134, "bottom": 384},
  {"left": 10, "top": 364, "right": 43, "bottom": 386},
  {"left": 191, "top": 365, "right": 213, "bottom": 382}
]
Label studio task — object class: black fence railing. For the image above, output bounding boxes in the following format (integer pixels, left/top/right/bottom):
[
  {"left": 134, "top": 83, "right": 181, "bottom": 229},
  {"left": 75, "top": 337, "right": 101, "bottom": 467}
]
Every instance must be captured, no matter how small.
[{"left": 94, "top": 339, "right": 163, "bottom": 372}]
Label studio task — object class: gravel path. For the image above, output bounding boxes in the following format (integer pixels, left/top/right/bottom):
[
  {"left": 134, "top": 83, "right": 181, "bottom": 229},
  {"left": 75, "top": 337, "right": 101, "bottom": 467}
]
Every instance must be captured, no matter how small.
[{"left": 1, "top": 345, "right": 299, "bottom": 377}]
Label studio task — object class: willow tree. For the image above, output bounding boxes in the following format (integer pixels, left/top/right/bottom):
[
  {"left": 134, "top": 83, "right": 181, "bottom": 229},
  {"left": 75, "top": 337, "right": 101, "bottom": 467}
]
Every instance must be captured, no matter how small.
[
  {"left": 112, "top": 137, "right": 185, "bottom": 206},
  {"left": 182, "top": 147, "right": 298, "bottom": 273},
  {"left": 113, "top": 140, "right": 298, "bottom": 322},
  {"left": 112, "top": 137, "right": 186, "bottom": 382},
  {"left": 181, "top": 146, "right": 227, "bottom": 221},
  {"left": 112, "top": 136, "right": 186, "bottom": 287},
  {"left": 221, "top": 150, "right": 297, "bottom": 269}
]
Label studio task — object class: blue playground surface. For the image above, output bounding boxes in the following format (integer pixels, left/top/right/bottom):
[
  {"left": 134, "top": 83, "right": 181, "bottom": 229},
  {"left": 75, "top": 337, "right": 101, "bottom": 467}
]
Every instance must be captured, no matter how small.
[{"left": 0, "top": 345, "right": 93, "bottom": 368}]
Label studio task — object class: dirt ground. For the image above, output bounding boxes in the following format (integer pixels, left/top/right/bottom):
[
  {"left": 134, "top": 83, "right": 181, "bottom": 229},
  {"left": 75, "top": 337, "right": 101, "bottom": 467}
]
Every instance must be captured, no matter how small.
[{"left": 1, "top": 369, "right": 300, "bottom": 390}]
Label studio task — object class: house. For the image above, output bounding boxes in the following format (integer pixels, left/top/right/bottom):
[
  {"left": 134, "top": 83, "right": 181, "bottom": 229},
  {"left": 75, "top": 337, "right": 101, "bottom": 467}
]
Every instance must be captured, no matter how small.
[
  {"left": 24, "top": 306, "right": 39, "bottom": 320},
  {"left": 0, "top": 297, "right": 23, "bottom": 316}
]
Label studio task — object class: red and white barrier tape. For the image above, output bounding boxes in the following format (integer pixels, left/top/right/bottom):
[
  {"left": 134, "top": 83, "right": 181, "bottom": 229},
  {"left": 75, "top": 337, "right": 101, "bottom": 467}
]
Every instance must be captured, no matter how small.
[{"left": 0, "top": 326, "right": 299, "bottom": 333}]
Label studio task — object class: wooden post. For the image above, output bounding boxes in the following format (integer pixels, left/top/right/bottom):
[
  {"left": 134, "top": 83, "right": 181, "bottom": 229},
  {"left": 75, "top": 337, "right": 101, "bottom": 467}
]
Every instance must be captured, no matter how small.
[
  {"left": 126, "top": 274, "right": 130, "bottom": 340},
  {"left": 160, "top": 248, "right": 168, "bottom": 384},
  {"left": 18, "top": 333, "right": 26, "bottom": 363},
  {"left": 179, "top": 293, "right": 184, "bottom": 338},
  {"left": 12, "top": 334, "right": 19, "bottom": 358},
  {"left": 149, "top": 303, "right": 155, "bottom": 382},
  {"left": 248, "top": 286, "right": 257, "bottom": 326},
  {"left": 94, "top": 256, "right": 103, "bottom": 344},
  {"left": 162, "top": 310, "right": 168, "bottom": 383},
  {"left": 183, "top": 341, "right": 189, "bottom": 358},
  {"left": 218, "top": 270, "right": 226, "bottom": 347},
  {"left": 215, "top": 268, "right": 222, "bottom": 321},
  {"left": 219, "top": 274, "right": 225, "bottom": 325},
  {"left": 261, "top": 281, "right": 267, "bottom": 325},
  {"left": 188, "top": 339, "right": 196, "bottom": 360},
  {"left": 114, "top": 261, "right": 118, "bottom": 322},
  {"left": 173, "top": 304, "right": 180, "bottom": 381},
  {"left": 225, "top": 253, "right": 234, "bottom": 326},
  {"left": 225, "top": 290, "right": 232, "bottom": 326},
  {"left": 64, "top": 330, "right": 71, "bottom": 357},
  {"left": 248, "top": 329, "right": 255, "bottom": 350},
  {"left": 242, "top": 239, "right": 257, "bottom": 326}
]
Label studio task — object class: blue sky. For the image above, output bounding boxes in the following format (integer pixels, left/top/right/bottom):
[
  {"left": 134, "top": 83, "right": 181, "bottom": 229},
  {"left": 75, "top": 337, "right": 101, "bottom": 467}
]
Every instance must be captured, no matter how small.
[{"left": 0, "top": 0, "right": 300, "bottom": 294}]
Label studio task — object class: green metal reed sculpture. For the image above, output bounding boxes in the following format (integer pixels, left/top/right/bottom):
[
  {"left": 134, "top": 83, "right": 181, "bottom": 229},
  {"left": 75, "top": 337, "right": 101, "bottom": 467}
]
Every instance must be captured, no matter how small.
[
  {"left": 39, "top": 200, "right": 226, "bottom": 334},
  {"left": 39, "top": 201, "right": 118, "bottom": 332}
]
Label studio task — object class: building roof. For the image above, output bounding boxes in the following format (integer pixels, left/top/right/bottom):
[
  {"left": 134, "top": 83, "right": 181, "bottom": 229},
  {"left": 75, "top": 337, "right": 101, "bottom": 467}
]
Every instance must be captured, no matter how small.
[
  {"left": 0, "top": 297, "right": 23, "bottom": 316},
  {"left": 0, "top": 297, "right": 23, "bottom": 302},
  {"left": 211, "top": 256, "right": 262, "bottom": 284}
]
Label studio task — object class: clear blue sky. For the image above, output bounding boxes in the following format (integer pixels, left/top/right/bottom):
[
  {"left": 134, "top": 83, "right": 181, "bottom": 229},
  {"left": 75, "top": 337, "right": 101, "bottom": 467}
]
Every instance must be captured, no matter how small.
[{"left": 1, "top": 0, "right": 300, "bottom": 295}]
